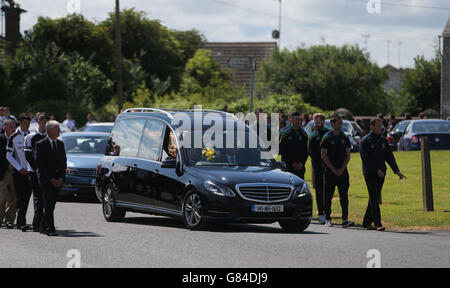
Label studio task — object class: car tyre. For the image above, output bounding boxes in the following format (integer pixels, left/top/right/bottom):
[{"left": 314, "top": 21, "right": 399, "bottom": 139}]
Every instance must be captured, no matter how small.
[
  {"left": 279, "top": 219, "right": 310, "bottom": 233},
  {"left": 102, "top": 183, "right": 126, "bottom": 222},
  {"left": 182, "top": 191, "right": 208, "bottom": 230}
]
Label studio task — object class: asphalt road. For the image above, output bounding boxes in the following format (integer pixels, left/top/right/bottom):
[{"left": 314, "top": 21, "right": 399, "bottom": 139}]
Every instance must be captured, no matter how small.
[{"left": 0, "top": 199, "right": 449, "bottom": 268}]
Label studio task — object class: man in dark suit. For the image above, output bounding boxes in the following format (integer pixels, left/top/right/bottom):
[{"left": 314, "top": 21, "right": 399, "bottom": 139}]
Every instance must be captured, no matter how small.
[
  {"left": 0, "top": 119, "right": 17, "bottom": 228},
  {"left": 35, "top": 121, "right": 67, "bottom": 236}
]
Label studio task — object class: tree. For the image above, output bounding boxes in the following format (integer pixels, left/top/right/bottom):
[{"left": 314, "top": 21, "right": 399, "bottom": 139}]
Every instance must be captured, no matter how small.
[
  {"left": 0, "top": 63, "right": 6, "bottom": 97},
  {"left": 257, "top": 45, "right": 388, "bottom": 115},
  {"left": 22, "top": 10, "right": 205, "bottom": 103},
  {"left": 399, "top": 54, "right": 441, "bottom": 115},
  {"left": 180, "top": 49, "right": 244, "bottom": 108},
  {"left": 116, "top": 49, "right": 245, "bottom": 112},
  {"left": 101, "top": 8, "right": 205, "bottom": 92},
  {"left": 0, "top": 41, "right": 8, "bottom": 97},
  {"left": 4, "top": 43, "right": 113, "bottom": 123},
  {"left": 28, "top": 14, "right": 114, "bottom": 76}
]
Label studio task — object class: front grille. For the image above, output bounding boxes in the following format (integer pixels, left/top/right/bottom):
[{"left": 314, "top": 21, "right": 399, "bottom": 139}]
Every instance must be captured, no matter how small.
[
  {"left": 61, "top": 184, "right": 95, "bottom": 194},
  {"left": 75, "top": 168, "right": 96, "bottom": 178},
  {"left": 235, "top": 183, "right": 293, "bottom": 203}
]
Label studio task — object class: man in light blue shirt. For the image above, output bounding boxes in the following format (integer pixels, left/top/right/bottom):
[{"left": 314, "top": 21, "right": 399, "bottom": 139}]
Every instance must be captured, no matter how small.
[{"left": 63, "top": 112, "right": 77, "bottom": 132}]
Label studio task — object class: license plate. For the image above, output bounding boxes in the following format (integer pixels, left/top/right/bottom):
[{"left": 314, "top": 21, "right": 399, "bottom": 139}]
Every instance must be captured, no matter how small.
[
  {"left": 252, "top": 205, "right": 284, "bottom": 213},
  {"left": 90, "top": 178, "right": 96, "bottom": 185}
]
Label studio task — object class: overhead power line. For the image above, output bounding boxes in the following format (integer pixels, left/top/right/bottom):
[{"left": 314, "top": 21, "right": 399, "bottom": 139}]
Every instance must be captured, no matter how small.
[
  {"left": 345, "top": 0, "right": 450, "bottom": 11},
  {"left": 208, "top": 0, "right": 443, "bottom": 51}
]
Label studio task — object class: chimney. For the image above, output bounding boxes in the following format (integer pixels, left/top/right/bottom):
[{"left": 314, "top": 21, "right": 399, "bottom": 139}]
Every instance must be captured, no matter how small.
[{"left": 1, "top": 0, "right": 26, "bottom": 52}]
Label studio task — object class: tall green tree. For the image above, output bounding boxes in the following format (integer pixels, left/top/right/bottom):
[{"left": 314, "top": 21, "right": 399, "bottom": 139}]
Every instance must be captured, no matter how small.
[
  {"left": 180, "top": 49, "right": 243, "bottom": 107},
  {"left": 257, "top": 45, "right": 388, "bottom": 115},
  {"left": 20, "top": 10, "right": 205, "bottom": 103},
  {"left": 27, "top": 14, "right": 114, "bottom": 76},
  {"left": 0, "top": 64, "right": 6, "bottom": 97},
  {"left": 101, "top": 8, "right": 205, "bottom": 91},
  {"left": 399, "top": 54, "right": 441, "bottom": 115},
  {"left": 117, "top": 49, "right": 245, "bottom": 112},
  {"left": 5, "top": 43, "right": 113, "bottom": 122}
]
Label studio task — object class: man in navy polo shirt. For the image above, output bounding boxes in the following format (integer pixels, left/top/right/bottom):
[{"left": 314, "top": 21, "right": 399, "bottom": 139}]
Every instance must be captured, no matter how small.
[
  {"left": 279, "top": 112, "right": 308, "bottom": 180},
  {"left": 308, "top": 113, "right": 329, "bottom": 224},
  {"left": 320, "top": 115, "right": 354, "bottom": 228},
  {"left": 360, "top": 118, "right": 406, "bottom": 231}
]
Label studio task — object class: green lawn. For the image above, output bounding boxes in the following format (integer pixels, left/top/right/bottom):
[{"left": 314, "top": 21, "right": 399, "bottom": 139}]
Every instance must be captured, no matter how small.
[{"left": 279, "top": 150, "right": 450, "bottom": 229}]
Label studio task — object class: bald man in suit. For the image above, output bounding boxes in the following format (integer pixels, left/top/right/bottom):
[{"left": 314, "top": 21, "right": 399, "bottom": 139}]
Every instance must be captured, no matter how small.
[{"left": 35, "top": 121, "right": 67, "bottom": 236}]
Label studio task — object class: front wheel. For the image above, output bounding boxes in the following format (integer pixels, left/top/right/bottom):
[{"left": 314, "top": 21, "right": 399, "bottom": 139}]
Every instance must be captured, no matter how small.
[
  {"left": 279, "top": 219, "right": 310, "bottom": 233},
  {"left": 102, "top": 183, "right": 126, "bottom": 222},
  {"left": 182, "top": 191, "right": 208, "bottom": 230}
]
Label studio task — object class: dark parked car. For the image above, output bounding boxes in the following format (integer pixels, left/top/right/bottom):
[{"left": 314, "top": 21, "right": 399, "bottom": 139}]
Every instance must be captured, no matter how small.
[
  {"left": 304, "top": 120, "right": 360, "bottom": 152},
  {"left": 397, "top": 120, "right": 450, "bottom": 151},
  {"left": 386, "top": 120, "right": 411, "bottom": 151},
  {"left": 61, "top": 132, "right": 110, "bottom": 198},
  {"left": 79, "top": 122, "right": 114, "bottom": 134},
  {"left": 95, "top": 108, "right": 313, "bottom": 232}
]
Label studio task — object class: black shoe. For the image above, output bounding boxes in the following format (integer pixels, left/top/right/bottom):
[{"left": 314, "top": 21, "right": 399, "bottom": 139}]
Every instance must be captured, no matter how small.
[
  {"left": 364, "top": 225, "right": 377, "bottom": 230},
  {"left": 21, "top": 225, "right": 29, "bottom": 232},
  {"left": 47, "top": 231, "right": 59, "bottom": 237},
  {"left": 6, "top": 223, "right": 14, "bottom": 229},
  {"left": 342, "top": 220, "right": 355, "bottom": 228}
]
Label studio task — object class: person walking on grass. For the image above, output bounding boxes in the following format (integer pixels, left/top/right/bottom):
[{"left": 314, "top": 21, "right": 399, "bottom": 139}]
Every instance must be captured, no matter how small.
[
  {"left": 307, "top": 113, "right": 329, "bottom": 224},
  {"left": 360, "top": 118, "right": 406, "bottom": 231},
  {"left": 320, "top": 115, "right": 354, "bottom": 228}
]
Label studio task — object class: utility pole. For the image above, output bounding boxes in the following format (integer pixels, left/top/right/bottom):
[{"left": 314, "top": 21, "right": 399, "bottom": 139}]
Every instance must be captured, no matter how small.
[
  {"left": 115, "top": 0, "right": 124, "bottom": 114},
  {"left": 362, "top": 34, "right": 370, "bottom": 50},
  {"left": 249, "top": 58, "right": 256, "bottom": 113},
  {"left": 271, "top": 0, "right": 282, "bottom": 48},
  {"left": 386, "top": 40, "right": 391, "bottom": 65},
  {"left": 278, "top": 0, "right": 282, "bottom": 47},
  {"left": 397, "top": 41, "right": 403, "bottom": 68},
  {"left": 0, "top": 0, "right": 4, "bottom": 37},
  {"left": 273, "top": 0, "right": 281, "bottom": 48}
]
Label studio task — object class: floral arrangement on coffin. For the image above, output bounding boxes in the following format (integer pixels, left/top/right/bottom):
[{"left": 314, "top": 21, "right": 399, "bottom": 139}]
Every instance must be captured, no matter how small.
[{"left": 202, "top": 147, "right": 216, "bottom": 161}]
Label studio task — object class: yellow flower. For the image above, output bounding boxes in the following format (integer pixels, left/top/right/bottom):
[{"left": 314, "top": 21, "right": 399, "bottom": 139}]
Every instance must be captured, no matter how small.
[{"left": 202, "top": 147, "right": 216, "bottom": 161}]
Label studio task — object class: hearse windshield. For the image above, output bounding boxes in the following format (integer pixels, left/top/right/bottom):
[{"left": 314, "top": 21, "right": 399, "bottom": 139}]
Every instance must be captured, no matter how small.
[{"left": 180, "top": 127, "right": 275, "bottom": 167}]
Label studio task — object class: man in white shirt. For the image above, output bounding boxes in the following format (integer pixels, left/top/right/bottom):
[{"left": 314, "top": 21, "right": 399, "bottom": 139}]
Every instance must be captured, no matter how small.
[
  {"left": 6, "top": 113, "right": 32, "bottom": 231},
  {"left": 63, "top": 112, "right": 77, "bottom": 132},
  {"left": 86, "top": 113, "right": 96, "bottom": 125},
  {"left": 25, "top": 113, "right": 49, "bottom": 233},
  {"left": 4, "top": 107, "right": 18, "bottom": 124}
]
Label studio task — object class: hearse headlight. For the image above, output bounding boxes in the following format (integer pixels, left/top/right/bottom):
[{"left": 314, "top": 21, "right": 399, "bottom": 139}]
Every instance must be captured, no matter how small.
[
  {"left": 294, "top": 183, "right": 311, "bottom": 198},
  {"left": 204, "top": 181, "right": 236, "bottom": 197}
]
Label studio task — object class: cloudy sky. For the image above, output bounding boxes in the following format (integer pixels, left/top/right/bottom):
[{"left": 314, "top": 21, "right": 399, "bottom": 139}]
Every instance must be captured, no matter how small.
[{"left": 8, "top": 0, "right": 450, "bottom": 68}]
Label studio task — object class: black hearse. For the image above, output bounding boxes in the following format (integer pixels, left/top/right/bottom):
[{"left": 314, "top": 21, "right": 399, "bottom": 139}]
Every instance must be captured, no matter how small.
[{"left": 95, "top": 108, "right": 312, "bottom": 232}]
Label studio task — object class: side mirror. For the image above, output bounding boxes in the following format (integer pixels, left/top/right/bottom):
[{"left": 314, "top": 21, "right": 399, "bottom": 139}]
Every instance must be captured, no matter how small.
[{"left": 161, "top": 158, "right": 177, "bottom": 169}]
